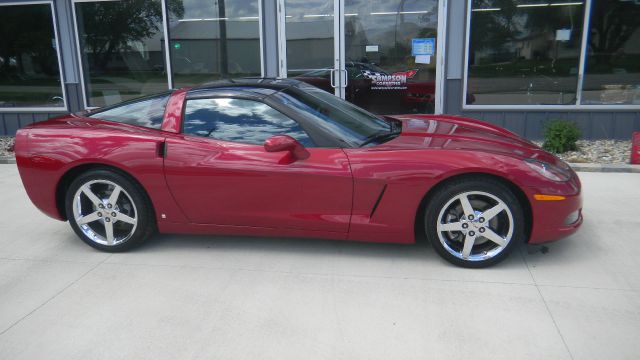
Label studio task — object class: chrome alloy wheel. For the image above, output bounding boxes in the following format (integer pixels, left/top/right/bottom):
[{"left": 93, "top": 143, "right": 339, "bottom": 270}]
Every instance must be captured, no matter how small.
[
  {"left": 72, "top": 179, "right": 138, "bottom": 246},
  {"left": 436, "top": 191, "right": 514, "bottom": 262}
]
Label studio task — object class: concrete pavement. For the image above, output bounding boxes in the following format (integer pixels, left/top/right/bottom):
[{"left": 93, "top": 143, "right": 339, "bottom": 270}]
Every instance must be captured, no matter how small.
[{"left": 0, "top": 164, "right": 638, "bottom": 360}]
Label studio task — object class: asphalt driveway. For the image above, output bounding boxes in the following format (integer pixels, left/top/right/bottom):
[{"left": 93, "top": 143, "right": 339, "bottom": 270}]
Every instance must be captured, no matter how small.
[{"left": 0, "top": 164, "right": 638, "bottom": 360}]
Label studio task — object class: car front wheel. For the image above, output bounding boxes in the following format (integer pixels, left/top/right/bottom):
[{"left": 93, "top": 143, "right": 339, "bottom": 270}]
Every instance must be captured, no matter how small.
[
  {"left": 65, "top": 169, "right": 155, "bottom": 251},
  {"left": 425, "top": 178, "right": 525, "bottom": 268}
]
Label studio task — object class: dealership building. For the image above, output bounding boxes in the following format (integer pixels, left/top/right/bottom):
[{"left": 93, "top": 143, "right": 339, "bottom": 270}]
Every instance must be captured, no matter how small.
[{"left": 0, "top": 0, "right": 638, "bottom": 139}]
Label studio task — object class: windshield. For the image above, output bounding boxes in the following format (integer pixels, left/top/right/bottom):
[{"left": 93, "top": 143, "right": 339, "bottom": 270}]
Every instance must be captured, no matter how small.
[{"left": 270, "top": 86, "right": 392, "bottom": 147}]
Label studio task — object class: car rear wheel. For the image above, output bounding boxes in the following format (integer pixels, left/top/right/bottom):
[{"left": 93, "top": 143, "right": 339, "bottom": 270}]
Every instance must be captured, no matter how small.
[
  {"left": 65, "top": 169, "right": 155, "bottom": 251},
  {"left": 424, "top": 178, "right": 525, "bottom": 268}
]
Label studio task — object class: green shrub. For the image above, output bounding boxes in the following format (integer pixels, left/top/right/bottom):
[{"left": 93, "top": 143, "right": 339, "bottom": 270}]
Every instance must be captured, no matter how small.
[{"left": 542, "top": 120, "right": 581, "bottom": 153}]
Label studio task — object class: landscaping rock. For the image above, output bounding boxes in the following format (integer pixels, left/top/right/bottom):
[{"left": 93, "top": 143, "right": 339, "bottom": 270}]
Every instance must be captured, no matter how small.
[
  {"left": 535, "top": 140, "right": 631, "bottom": 164},
  {"left": 1, "top": 137, "right": 15, "bottom": 157}
]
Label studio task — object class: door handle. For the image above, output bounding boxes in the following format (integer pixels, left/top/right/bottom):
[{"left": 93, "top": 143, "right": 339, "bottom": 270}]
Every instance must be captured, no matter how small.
[
  {"left": 330, "top": 69, "right": 339, "bottom": 88},
  {"left": 341, "top": 69, "right": 348, "bottom": 87}
]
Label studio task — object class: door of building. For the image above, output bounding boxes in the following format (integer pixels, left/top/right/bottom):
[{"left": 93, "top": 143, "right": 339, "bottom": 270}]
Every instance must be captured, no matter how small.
[{"left": 277, "top": 0, "right": 445, "bottom": 115}]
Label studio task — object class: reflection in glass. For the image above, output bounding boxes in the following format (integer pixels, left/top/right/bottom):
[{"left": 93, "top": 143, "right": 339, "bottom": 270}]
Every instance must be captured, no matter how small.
[
  {"left": 167, "top": 0, "right": 261, "bottom": 87},
  {"left": 285, "top": 0, "right": 335, "bottom": 77},
  {"left": 74, "top": 0, "right": 174, "bottom": 107},
  {"left": 287, "top": 0, "right": 439, "bottom": 115},
  {"left": 183, "top": 98, "right": 313, "bottom": 146},
  {"left": 89, "top": 92, "right": 171, "bottom": 129},
  {"left": 581, "top": 0, "right": 640, "bottom": 105},
  {"left": 466, "top": 1, "right": 584, "bottom": 105},
  {"left": 0, "top": 4, "right": 65, "bottom": 108},
  {"left": 343, "top": 0, "right": 438, "bottom": 114}
]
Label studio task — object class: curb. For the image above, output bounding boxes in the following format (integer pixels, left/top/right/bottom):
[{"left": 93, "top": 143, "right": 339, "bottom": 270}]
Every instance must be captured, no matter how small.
[
  {"left": 569, "top": 163, "right": 640, "bottom": 173},
  {"left": 0, "top": 157, "right": 16, "bottom": 164},
  {"left": 0, "top": 157, "right": 638, "bottom": 173}
]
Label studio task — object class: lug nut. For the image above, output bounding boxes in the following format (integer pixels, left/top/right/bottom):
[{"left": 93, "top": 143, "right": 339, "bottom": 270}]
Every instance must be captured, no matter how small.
[
  {"left": 107, "top": 204, "right": 112, "bottom": 209},
  {"left": 105, "top": 218, "right": 111, "bottom": 222},
  {"left": 479, "top": 227, "right": 485, "bottom": 233},
  {"left": 97, "top": 212, "right": 102, "bottom": 217},
  {"left": 462, "top": 223, "right": 469, "bottom": 229},
  {"left": 468, "top": 231, "right": 475, "bottom": 236},
  {"left": 479, "top": 217, "right": 485, "bottom": 223},
  {"left": 111, "top": 212, "right": 117, "bottom": 217},
  {"left": 468, "top": 215, "right": 474, "bottom": 221},
  {"left": 98, "top": 204, "right": 104, "bottom": 209}
]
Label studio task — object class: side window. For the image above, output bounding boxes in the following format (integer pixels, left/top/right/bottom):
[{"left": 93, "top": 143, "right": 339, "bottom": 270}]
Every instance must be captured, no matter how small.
[
  {"left": 89, "top": 93, "right": 170, "bottom": 129},
  {"left": 183, "top": 98, "right": 314, "bottom": 147}
]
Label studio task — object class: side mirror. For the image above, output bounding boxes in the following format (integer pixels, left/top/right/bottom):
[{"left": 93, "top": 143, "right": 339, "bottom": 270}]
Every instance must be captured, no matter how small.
[{"left": 264, "top": 135, "right": 309, "bottom": 161}]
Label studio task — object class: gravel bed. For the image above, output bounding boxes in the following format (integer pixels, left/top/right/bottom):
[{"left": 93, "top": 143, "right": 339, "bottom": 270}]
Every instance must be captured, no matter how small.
[
  {"left": 0, "top": 136, "right": 634, "bottom": 164},
  {"left": 0, "top": 137, "right": 14, "bottom": 157},
  {"left": 534, "top": 140, "right": 632, "bottom": 164}
]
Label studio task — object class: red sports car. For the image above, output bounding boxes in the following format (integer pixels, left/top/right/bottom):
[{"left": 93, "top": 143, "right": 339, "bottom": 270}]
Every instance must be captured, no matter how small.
[{"left": 14, "top": 78, "right": 582, "bottom": 267}]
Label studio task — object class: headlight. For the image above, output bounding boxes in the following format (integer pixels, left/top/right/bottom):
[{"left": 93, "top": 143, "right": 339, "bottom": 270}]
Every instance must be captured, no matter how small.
[{"left": 524, "top": 159, "right": 571, "bottom": 182}]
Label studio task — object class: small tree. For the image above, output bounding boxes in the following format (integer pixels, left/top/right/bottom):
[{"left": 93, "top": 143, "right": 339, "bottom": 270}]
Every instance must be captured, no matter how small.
[{"left": 542, "top": 120, "right": 581, "bottom": 154}]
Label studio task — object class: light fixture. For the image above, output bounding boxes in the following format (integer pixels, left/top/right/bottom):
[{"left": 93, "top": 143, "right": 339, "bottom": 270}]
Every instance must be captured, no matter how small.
[
  {"left": 550, "top": 2, "right": 583, "bottom": 5},
  {"left": 370, "top": 10, "right": 428, "bottom": 15},
  {"left": 515, "top": 2, "right": 582, "bottom": 8},
  {"left": 516, "top": 3, "right": 550, "bottom": 7},
  {"left": 472, "top": 8, "right": 501, "bottom": 11},
  {"left": 178, "top": 18, "right": 228, "bottom": 22}
]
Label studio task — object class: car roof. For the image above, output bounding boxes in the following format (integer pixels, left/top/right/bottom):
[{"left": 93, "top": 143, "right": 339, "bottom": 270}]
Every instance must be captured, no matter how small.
[{"left": 189, "top": 77, "right": 311, "bottom": 98}]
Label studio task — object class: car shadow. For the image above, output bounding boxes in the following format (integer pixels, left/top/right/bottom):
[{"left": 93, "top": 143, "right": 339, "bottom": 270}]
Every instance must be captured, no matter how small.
[{"left": 121, "top": 232, "right": 530, "bottom": 271}]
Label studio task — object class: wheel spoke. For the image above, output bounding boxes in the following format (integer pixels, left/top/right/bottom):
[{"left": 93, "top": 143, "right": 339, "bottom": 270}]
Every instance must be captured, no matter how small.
[
  {"left": 461, "top": 235, "right": 475, "bottom": 259},
  {"left": 104, "top": 221, "right": 115, "bottom": 245},
  {"left": 81, "top": 185, "right": 102, "bottom": 206},
  {"left": 481, "top": 228, "right": 508, "bottom": 247},
  {"left": 108, "top": 185, "right": 122, "bottom": 205},
  {"left": 116, "top": 213, "right": 136, "bottom": 225},
  {"left": 77, "top": 211, "right": 101, "bottom": 225},
  {"left": 458, "top": 194, "right": 475, "bottom": 218},
  {"left": 438, "top": 222, "right": 464, "bottom": 232},
  {"left": 481, "top": 203, "right": 506, "bottom": 222}
]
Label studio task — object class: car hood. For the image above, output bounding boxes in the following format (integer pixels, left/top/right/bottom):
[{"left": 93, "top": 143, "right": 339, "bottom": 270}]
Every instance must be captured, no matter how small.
[{"left": 381, "top": 114, "right": 559, "bottom": 164}]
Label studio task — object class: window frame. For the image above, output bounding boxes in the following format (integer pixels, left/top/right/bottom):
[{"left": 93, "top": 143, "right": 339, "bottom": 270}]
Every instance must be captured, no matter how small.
[
  {"left": 0, "top": 1, "right": 68, "bottom": 112},
  {"left": 461, "top": 0, "right": 640, "bottom": 111},
  {"left": 181, "top": 95, "right": 317, "bottom": 147},
  {"left": 72, "top": 0, "right": 265, "bottom": 110}
]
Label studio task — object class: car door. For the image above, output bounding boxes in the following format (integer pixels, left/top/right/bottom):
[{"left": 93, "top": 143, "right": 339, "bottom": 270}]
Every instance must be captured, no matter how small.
[{"left": 163, "top": 95, "right": 353, "bottom": 233}]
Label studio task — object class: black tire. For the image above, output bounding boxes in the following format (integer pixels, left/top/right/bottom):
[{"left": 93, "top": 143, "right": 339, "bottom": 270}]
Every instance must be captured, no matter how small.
[
  {"left": 424, "top": 177, "right": 525, "bottom": 268},
  {"left": 65, "top": 168, "right": 155, "bottom": 252}
]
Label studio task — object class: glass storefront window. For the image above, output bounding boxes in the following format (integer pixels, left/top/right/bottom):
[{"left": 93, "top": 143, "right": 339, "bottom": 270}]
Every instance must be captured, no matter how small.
[
  {"left": 74, "top": 0, "right": 170, "bottom": 107},
  {"left": 581, "top": 0, "right": 640, "bottom": 105},
  {"left": 286, "top": 0, "right": 440, "bottom": 115},
  {"left": 284, "top": 0, "right": 334, "bottom": 78},
  {"left": 466, "top": 1, "right": 584, "bottom": 106},
  {"left": 0, "top": 3, "right": 65, "bottom": 109},
  {"left": 343, "top": 0, "right": 439, "bottom": 114},
  {"left": 167, "top": 0, "right": 261, "bottom": 88}
]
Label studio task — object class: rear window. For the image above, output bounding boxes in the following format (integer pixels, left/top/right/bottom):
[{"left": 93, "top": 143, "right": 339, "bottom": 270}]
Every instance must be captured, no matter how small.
[{"left": 88, "top": 93, "right": 171, "bottom": 129}]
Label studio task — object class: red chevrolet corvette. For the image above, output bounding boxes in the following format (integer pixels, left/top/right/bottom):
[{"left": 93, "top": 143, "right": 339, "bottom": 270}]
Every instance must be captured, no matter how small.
[{"left": 14, "top": 78, "right": 582, "bottom": 267}]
